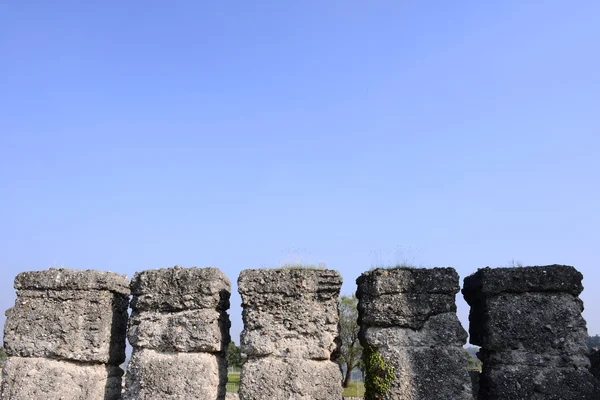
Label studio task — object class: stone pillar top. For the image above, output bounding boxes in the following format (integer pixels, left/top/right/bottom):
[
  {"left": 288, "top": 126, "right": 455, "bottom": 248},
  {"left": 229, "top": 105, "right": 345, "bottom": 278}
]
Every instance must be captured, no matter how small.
[
  {"left": 238, "top": 268, "right": 342, "bottom": 297},
  {"left": 130, "top": 266, "right": 231, "bottom": 312},
  {"left": 356, "top": 267, "right": 460, "bottom": 296},
  {"left": 130, "top": 266, "right": 230, "bottom": 295},
  {"left": 14, "top": 268, "right": 130, "bottom": 295},
  {"left": 463, "top": 264, "right": 583, "bottom": 298}
]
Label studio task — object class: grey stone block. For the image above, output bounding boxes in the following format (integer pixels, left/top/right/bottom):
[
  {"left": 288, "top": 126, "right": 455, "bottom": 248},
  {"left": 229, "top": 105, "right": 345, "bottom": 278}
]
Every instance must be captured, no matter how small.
[
  {"left": 462, "top": 265, "right": 600, "bottom": 400},
  {"left": 14, "top": 268, "right": 130, "bottom": 295},
  {"left": 3, "top": 289, "right": 129, "bottom": 364},
  {"left": 479, "top": 364, "right": 600, "bottom": 400},
  {"left": 356, "top": 267, "right": 460, "bottom": 296},
  {"left": 130, "top": 267, "right": 230, "bottom": 312},
  {"left": 1, "top": 357, "right": 123, "bottom": 400},
  {"left": 462, "top": 265, "right": 584, "bottom": 297},
  {"left": 123, "top": 348, "right": 227, "bottom": 400},
  {"left": 239, "top": 358, "right": 343, "bottom": 400},
  {"left": 376, "top": 346, "right": 473, "bottom": 400},
  {"left": 357, "top": 267, "right": 472, "bottom": 400},
  {"left": 238, "top": 269, "right": 342, "bottom": 359},
  {"left": 357, "top": 292, "right": 457, "bottom": 329},
  {"left": 469, "top": 292, "right": 588, "bottom": 359},
  {"left": 128, "top": 308, "right": 230, "bottom": 352},
  {"left": 361, "top": 312, "right": 467, "bottom": 348}
]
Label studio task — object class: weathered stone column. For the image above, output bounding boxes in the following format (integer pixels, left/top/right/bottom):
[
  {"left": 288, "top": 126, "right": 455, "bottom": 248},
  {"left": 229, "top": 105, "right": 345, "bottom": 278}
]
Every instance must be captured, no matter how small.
[
  {"left": 1, "top": 268, "right": 129, "bottom": 400},
  {"left": 124, "top": 266, "right": 230, "bottom": 400},
  {"left": 356, "top": 267, "right": 472, "bottom": 400},
  {"left": 463, "top": 265, "right": 600, "bottom": 400},
  {"left": 238, "top": 268, "right": 343, "bottom": 400}
]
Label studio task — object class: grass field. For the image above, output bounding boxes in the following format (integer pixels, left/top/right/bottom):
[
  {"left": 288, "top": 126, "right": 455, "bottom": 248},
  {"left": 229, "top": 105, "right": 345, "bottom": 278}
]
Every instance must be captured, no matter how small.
[{"left": 226, "top": 373, "right": 365, "bottom": 397}]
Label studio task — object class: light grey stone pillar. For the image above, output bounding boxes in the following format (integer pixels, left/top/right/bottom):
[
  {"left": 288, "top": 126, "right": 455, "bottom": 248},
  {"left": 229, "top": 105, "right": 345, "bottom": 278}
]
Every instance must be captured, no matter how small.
[
  {"left": 123, "top": 266, "right": 230, "bottom": 400},
  {"left": 1, "top": 268, "right": 130, "bottom": 400},
  {"left": 238, "top": 268, "right": 343, "bottom": 400}
]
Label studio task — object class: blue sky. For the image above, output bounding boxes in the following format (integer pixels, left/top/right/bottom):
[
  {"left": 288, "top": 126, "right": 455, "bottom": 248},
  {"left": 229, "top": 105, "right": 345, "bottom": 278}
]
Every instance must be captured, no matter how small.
[{"left": 1, "top": 1, "right": 599, "bottom": 344}]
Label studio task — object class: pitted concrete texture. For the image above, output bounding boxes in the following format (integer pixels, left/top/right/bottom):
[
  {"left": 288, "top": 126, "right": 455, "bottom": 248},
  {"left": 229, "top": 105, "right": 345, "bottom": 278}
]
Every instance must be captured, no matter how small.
[
  {"left": 130, "top": 266, "right": 230, "bottom": 312},
  {"left": 128, "top": 308, "right": 230, "bottom": 352},
  {"left": 125, "top": 266, "right": 231, "bottom": 400},
  {"left": 361, "top": 312, "right": 467, "bottom": 348},
  {"left": 14, "top": 268, "right": 130, "bottom": 295},
  {"left": 4, "top": 269, "right": 129, "bottom": 364},
  {"left": 238, "top": 358, "right": 343, "bottom": 400},
  {"left": 356, "top": 268, "right": 460, "bottom": 330},
  {"left": 4, "top": 288, "right": 129, "bottom": 364},
  {"left": 123, "top": 348, "right": 227, "bottom": 400},
  {"left": 2, "top": 269, "right": 129, "bottom": 400},
  {"left": 1, "top": 356, "right": 123, "bottom": 400},
  {"left": 357, "top": 267, "right": 472, "bottom": 400},
  {"left": 463, "top": 265, "right": 600, "bottom": 400},
  {"left": 376, "top": 346, "right": 473, "bottom": 400},
  {"left": 238, "top": 268, "right": 342, "bottom": 359}
]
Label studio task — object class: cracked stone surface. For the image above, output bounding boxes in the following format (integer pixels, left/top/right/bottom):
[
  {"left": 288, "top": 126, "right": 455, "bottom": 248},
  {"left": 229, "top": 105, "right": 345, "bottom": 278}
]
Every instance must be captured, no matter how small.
[
  {"left": 2, "top": 268, "right": 129, "bottom": 400},
  {"left": 238, "top": 268, "right": 343, "bottom": 400},
  {"left": 463, "top": 265, "right": 600, "bottom": 400},
  {"left": 1, "top": 357, "right": 123, "bottom": 400},
  {"left": 125, "top": 266, "right": 231, "bottom": 400},
  {"left": 357, "top": 267, "right": 472, "bottom": 400}
]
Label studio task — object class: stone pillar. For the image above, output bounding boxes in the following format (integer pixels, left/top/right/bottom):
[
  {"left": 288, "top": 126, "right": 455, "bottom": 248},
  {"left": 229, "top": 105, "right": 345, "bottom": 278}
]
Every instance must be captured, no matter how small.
[
  {"left": 1, "top": 269, "right": 129, "bottom": 400},
  {"left": 356, "top": 267, "right": 472, "bottom": 400},
  {"left": 463, "top": 265, "right": 600, "bottom": 400},
  {"left": 124, "top": 266, "right": 230, "bottom": 400},
  {"left": 238, "top": 268, "right": 343, "bottom": 400}
]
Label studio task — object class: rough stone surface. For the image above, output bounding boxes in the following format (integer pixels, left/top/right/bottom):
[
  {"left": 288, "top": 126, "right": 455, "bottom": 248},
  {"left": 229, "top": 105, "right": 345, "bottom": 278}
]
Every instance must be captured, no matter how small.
[
  {"left": 356, "top": 268, "right": 459, "bottom": 330},
  {"left": 1, "top": 356, "right": 123, "bottom": 400},
  {"left": 238, "top": 268, "right": 343, "bottom": 400},
  {"left": 478, "top": 365, "right": 599, "bottom": 400},
  {"left": 239, "top": 358, "right": 343, "bottom": 400},
  {"left": 462, "top": 264, "right": 584, "bottom": 296},
  {"left": 238, "top": 268, "right": 342, "bottom": 359},
  {"left": 377, "top": 346, "right": 473, "bottom": 400},
  {"left": 356, "top": 267, "right": 460, "bottom": 295},
  {"left": 130, "top": 267, "right": 230, "bottom": 312},
  {"left": 125, "top": 266, "right": 231, "bottom": 399},
  {"left": 14, "top": 268, "right": 130, "bottom": 295},
  {"left": 2, "top": 269, "right": 129, "bottom": 400},
  {"left": 128, "top": 308, "right": 230, "bottom": 352},
  {"left": 469, "top": 371, "right": 480, "bottom": 399},
  {"left": 123, "top": 349, "right": 227, "bottom": 400},
  {"left": 361, "top": 313, "right": 467, "bottom": 348},
  {"left": 590, "top": 349, "right": 600, "bottom": 381},
  {"left": 357, "top": 267, "right": 472, "bottom": 400},
  {"left": 4, "top": 289, "right": 129, "bottom": 364},
  {"left": 463, "top": 265, "right": 600, "bottom": 400},
  {"left": 468, "top": 292, "right": 588, "bottom": 356}
]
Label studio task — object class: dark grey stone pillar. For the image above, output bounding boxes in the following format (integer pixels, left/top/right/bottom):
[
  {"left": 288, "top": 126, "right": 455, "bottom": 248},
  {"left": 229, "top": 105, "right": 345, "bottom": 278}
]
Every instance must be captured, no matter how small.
[{"left": 463, "top": 265, "right": 600, "bottom": 400}]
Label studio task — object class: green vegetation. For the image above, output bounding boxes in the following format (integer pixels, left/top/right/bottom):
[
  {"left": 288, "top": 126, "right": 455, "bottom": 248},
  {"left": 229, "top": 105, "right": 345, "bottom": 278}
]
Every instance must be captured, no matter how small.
[
  {"left": 343, "top": 381, "right": 366, "bottom": 397},
  {"left": 276, "top": 263, "right": 326, "bottom": 270},
  {"left": 364, "top": 346, "right": 395, "bottom": 400},
  {"left": 226, "top": 373, "right": 365, "bottom": 396},
  {"left": 589, "top": 335, "right": 600, "bottom": 350},
  {"left": 335, "top": 294, "right": 363, "bottom": 388},
  {"left": 0, "top": 345, "right": 6, "bottom": 366},
  {"left": 465, "top": 350, "right": 482, "bottom": 371},
  {"left": 226, "top": 342, "right": 245, "bottom": 368},
  {"left": 227, "top": 372, "right": 240, "bottom": 393}
]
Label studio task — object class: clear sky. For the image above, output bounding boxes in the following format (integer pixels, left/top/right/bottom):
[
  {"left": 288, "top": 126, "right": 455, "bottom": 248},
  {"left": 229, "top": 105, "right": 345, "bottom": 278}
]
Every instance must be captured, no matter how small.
[{"left": 1, "top": 1, "right": 599, "bottom": 345}]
